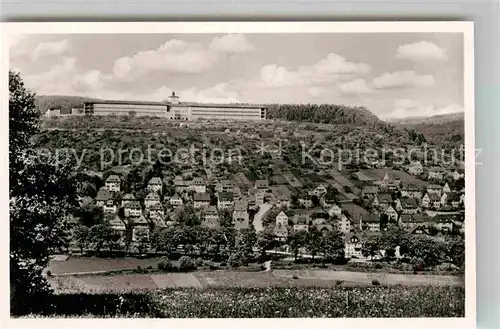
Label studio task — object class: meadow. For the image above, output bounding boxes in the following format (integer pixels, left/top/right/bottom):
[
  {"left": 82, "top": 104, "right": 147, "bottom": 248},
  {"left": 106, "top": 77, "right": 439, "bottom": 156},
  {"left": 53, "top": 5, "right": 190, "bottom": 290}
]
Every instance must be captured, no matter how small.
[{"left": 27, "top": 285, "right": 465, "bottom": 318}]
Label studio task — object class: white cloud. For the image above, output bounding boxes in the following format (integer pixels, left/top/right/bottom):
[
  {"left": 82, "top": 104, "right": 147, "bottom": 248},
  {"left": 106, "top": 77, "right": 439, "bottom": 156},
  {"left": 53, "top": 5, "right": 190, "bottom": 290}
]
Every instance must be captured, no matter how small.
[
  {"left": 112, "top": 39, "right": 219, "bottom": 80},
  {"left": 31, "top": 39, "right": 70, "bottom": 61},
  {"left": 396, "top": 41, "right": 448, "bottom": 61},
  {"left": 180, "top": 83, "right": 241, "bottom": 104},
  {"left": 260, "top": 53, "right": 371, "bottom": 88},
  {"left": 372, "top": 70, "right": 435, "bottom": 89},
  {"left": 338, "top": 78, "right": 373, "bottom": 95},
  {"left": 307, "top": 87, "right": 325, "bottom": 98},
  {"left": 260, "top": 64, "right": 303, "bottom": 87},
  {"left": 209, "top": 34, "right": 254, "bottom": 53},
  {"left": 385, "top": 99, "right": 464, "bottom": 119}
]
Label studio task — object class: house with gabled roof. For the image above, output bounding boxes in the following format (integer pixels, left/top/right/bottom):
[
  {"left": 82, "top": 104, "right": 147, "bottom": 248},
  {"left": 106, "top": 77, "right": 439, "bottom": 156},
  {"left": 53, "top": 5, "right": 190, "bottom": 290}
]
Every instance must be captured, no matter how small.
[
  {"left": 121, "top": 193, "right": 136, "bottom": 207},
  {"left": 124, "top": 200, "right": 142, "bottom": 217},
  {"left": 401, "top": 184, "right": 422, "bottom": 199},
  {"left": 400, "top": 197, "right": 419, "bottom": 214},
  {"left": 427, "top": 184, "right": 443, "bottom": 196},
  {"left": 254, "top": 179, "right": 269, "bottom": 191},
  {"left": 103, "top": 199, "right": 117, "bottom": 214},
  {"left": 95, "top": 188, "right": 113, "bottom": 207},
  {"left": 373, "top": 193, "right": 392, "bottom": 208},
  {"left": 217, "top": 192, "right": 234, "bottom": 210},
  {"left": 422, "top": 192, "right": 441, "bottom": 209},
  {"left": 336, "top": 214, "right": 352, "bottom": 234},
  {"left": 427, "top": 167, "right": 446, "bottom": 180},
  {"left": 399, "top": 214, "right": 432, "bottom": 230},
  {"left": 232, "top": 197, "right": 249, "bottom": 230},
  {"left": 194, "top": 193, "right": 211, "bottom": 209},
  {"left": 344, "top": 233, "right": 363, "bottom": 258},
  {"left": 442, "top": 182, "right": 452, "bottom": 194},
  {"left": 130, "top": 215, "right": 150, "bottom": 242},
  {"left": 201, "top": 206, "right": 219, "bottom": 229},
  {"left": 298, "top": 196, "right": 313, "bottom": 209},
  {"left": 148, "top": 203, "right": 165, "bottom": 220},
  {"left": 169, "top": 194, "right": 183, "bottom": 208},
  {"left": 292, "top": 213, "right": 310, "bottom": 232},
  {"left": 190, "top": 177, "right": 206, "bottom": 194},
  {"left": 107, "top": 216, "right": 127, "bottom": 241},
  {"left": 328, "top": 204, "right": 342, "bottom": 217},
  {"left": 409, "top": 161, "right": 423, "bottom": 175},
  {"left": 148, "top": 177, "right": 163, "bottom": 193},
  {"left": 105, "top": 174, "right": 121, "bottom": 192},
  {"left": 360, "top": 214, "right": 380, "bottom": 232},
  {"left": 410, "top": 225, "right": 430, "bottom": 235},
  {"left": 309, "top": 184, "right": 328, "bottom": 197},
  {"left": 361, "top": 186, "right": 378, "bottom": 199},
  {"left": 452, "top": 169, "right": 465, "bottom": 180},
  {"left": 144, "top": 192, "right": 161, "bottom": 208},
  {"left": 384, "top": 205, "right": 398, "bottom": 222}
]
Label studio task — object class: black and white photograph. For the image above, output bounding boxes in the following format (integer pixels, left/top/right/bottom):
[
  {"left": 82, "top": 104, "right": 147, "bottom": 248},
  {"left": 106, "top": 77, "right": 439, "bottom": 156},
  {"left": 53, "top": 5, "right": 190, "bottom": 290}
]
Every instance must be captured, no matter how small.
[{"left": 4, "top": 22, "right": 475, "bottom": 325}]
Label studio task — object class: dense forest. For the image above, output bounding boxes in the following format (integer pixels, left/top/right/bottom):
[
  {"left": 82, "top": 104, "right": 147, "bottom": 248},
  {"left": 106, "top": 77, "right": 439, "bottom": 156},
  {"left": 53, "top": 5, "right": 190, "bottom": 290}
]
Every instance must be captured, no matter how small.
[
  {"left": 266, "top": 103, "right": 383, "bottom": 126},
  {"left": 394, "top": 113, "right": 465, "bottom": 147}
]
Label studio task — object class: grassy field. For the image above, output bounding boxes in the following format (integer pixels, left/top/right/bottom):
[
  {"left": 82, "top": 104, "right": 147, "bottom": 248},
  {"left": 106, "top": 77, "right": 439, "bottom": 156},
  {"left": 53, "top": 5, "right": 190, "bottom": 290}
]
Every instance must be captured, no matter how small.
[
  {"left": 26, "top": 285, "right": 465, "bottom": 318},
  {"left": 48, "top": 256, "right": 165, "bottom": 274}
]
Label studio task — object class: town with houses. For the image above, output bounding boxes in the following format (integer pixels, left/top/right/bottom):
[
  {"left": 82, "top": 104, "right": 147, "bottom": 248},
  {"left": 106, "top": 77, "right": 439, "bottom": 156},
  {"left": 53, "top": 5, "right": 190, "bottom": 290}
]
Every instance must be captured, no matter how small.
[{"left": 86, "top": 154, "right": 466, "bottom": 259}]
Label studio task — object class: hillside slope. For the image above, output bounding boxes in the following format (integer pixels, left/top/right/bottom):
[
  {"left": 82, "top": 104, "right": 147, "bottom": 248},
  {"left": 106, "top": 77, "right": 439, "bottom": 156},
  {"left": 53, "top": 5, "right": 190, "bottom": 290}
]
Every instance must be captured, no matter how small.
[{"left": 392, "top": 112, "right": 464, "bottom": 146}]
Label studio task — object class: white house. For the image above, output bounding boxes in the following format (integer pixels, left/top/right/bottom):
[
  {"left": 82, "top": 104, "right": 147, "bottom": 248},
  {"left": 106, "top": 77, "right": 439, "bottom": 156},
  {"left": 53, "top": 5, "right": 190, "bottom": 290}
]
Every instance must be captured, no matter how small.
[
  {"left": 217, "top": 192, "right": 234, "bottom": 210},
  {"left": 144, "top": 192, "right": 161, "bottom": 208},
  {"left": 337, "top": 214, "right": 351, "bottom": 234},
  {"left": 194, "top": 193, "right": 211, "bottom": 209},
  {"left": 124, "top": 201, "right": 142, "bottom": 217},
  {"left": 147, "top": 177, "right": 163, "bottom": 193},
  {"left": 169, "top": 195, "right": 183, "bottom": 207},
  {"left": 409, "top": 161, "right": 423, "bottom": 175},
  {"left": 103, "top": 199, "right": 117, "bottom": 214},
  {"left": 344, "top": 234, "right": 363, "bottom": 258},
  {"left": 190, "top": 177, "right": 206, "bottom": 194},
  {"left": 309, "top": 184, "right": 328, "bottom": 197},
  {"left": 105, "top": 175, "right": 121, "bottom": 192},
  {"left": 384, "top": 205, "right": 399, "bottom": 222},
  {"left": 328, "top": 204, "right": 342, "bottom": 217}
]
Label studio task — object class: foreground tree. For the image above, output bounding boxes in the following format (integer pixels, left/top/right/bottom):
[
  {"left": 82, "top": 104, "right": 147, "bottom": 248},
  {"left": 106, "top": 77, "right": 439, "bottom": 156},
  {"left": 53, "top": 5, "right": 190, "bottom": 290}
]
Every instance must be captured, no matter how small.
[{"left": 10, "top": 71, "right": 77, "bottom": 315}]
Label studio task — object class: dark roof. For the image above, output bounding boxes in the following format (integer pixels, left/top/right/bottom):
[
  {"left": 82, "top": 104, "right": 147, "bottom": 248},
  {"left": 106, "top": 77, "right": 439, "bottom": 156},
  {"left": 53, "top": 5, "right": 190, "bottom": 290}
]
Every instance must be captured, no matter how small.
[
  {"left": 194, "top": 193, "right": 211, "bottom": 202},
  {"left": 105, "top": 174, "right": 121, "bottom": 183},
  {"left": 427, "top": 192, "right": 441, "bottom": 201},
  {"left": 377, "top": 193, "right": 392, "bottom": 203},
  {"left": 400, "top": 214, "right": 431, "bottom": 223},
  {"left": 126, "top": 200, "right": 142, "bottom": 209},
  {"left": 218, "top": 192, "right": 234, "bottom": 202},
  {"left": 95, "top": 189, "right": 112, "bottom": 201},
  {"left": 362, "top": 214, "right": 379, "bottom": 223},
  {"left": 400, "top": 197, "right": 418, "bottom": 208}
]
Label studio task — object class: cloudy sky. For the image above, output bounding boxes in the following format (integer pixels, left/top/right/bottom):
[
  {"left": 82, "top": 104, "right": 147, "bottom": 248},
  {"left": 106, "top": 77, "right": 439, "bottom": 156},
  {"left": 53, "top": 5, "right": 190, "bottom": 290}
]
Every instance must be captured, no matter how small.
[{"left": 10, "top": 33, "right": 464, "bottom": 120}]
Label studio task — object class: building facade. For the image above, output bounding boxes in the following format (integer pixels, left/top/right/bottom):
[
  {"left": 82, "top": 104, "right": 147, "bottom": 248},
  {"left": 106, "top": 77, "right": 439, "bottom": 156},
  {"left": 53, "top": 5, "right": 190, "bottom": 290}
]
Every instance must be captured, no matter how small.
[{"left": 82, "top": 92, "right": 266, "bottom": 121}]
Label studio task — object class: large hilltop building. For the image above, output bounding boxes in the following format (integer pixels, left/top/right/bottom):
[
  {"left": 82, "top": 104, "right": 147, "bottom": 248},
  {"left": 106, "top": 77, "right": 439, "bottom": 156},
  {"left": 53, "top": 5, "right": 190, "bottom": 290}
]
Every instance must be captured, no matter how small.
[{"left": 79, "top": 92, "right": 267, "bottom": 121}]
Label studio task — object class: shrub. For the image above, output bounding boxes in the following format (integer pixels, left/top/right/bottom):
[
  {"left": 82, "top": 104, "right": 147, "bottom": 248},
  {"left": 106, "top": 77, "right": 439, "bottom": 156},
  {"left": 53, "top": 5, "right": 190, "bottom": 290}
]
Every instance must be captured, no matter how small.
[
  {"left": 178, "top": 256, "right": 195, "bottom": 272},
  {"left": 228, "top": 254, "right": 242, "bottom": 268},
  {"left": 372, "top": 279, "right": 380, "bottom": 286},
  {"left": 195, "top": 258, "right": 204, "bottom": 267},
  {"left": 157, "top": 257, "right": 174, "bottom": 272},
  {"left": 209, "top": 263, "right": 220, "bottom": 270},
  {"left": 146, "top": 265, "right": 153, "bottom": 270},
  {"left": 374, "top": 263, "right": 383, "bottom": 269},
  {"left": 335, "top": 280, "right": 343, "bottom": 286},
  {"left": 292, "top": 275, "right": 299, "bottom": 279},
  {"left": 46, "top": 270, "right": 52, "bottom": 277}
]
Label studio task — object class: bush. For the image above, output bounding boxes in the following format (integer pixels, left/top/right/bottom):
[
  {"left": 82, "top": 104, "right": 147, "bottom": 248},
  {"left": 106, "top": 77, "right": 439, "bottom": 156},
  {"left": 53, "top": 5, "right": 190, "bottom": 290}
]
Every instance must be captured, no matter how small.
[
  {"left": 157, "top": 257, "right": 174, "bottom": 272},
  {"left": 292, "top": 275, "right": 299, "bottom": 279},
  {"left": 195, "top": 258, "right": 204, "bottom": 267},
  {"left": 335, "top": 280, "right": 343, "bottom": 286},
  {"left": 374, "top": 263, "right": 383, "bottom": 269},
  {"left": 209, "top": 263, "right": 220, "bottom": 270},
  {"left": 220, "top": 262, "right": 227, "bottom": 267},
  {"left": 146, "top": 265, "right": 153, "bottom": 270},
  {"left": 46, "top": 270, "right": 52, "bottom": 277},
  {"left": 372, "top": 279, "right": 380, "bottom": 286},
  {"left": 178, "top": 256, "right": 195, "bottom": 272}
]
